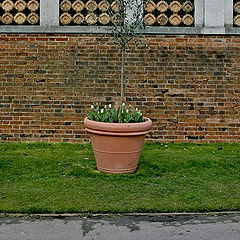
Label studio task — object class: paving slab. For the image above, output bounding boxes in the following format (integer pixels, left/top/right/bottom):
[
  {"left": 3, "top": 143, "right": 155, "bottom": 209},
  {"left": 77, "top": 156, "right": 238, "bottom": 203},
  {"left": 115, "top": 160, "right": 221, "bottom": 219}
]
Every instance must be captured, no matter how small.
[{"left": 0, "top": 213, "right": 240, "bottom": 240}]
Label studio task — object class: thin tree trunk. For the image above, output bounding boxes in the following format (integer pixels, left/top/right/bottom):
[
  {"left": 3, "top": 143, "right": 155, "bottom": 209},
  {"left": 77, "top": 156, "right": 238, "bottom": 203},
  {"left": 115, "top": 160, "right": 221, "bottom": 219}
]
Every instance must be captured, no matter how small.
[{"left": 119, "top": 46, "right": 125, "bottom": 122}]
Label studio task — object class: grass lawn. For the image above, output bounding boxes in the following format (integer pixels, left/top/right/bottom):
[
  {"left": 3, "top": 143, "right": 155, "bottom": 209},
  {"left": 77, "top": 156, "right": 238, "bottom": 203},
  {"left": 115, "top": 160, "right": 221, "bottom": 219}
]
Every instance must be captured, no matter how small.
[{"left": 0, "top": 142, "right": 239, "bottom": 214}]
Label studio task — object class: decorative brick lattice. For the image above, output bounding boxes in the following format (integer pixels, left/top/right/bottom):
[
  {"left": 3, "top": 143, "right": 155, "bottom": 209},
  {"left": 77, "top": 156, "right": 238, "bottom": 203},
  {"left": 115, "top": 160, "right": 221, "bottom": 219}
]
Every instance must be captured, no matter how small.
[
  {"left": 144, "top": 0, "right": 195, "bottom": 27},
  {"left": 59, "top": 0, "right": 194, "bottom": 27},
  {"left": 0, "top": 0, "right": 40, "bottom": 25},
  {"left": 234, "top": 0, "right": 240, "bottom": 27},
  {"left": 59, "top": 0, "right": 115, "bottom": 26}
]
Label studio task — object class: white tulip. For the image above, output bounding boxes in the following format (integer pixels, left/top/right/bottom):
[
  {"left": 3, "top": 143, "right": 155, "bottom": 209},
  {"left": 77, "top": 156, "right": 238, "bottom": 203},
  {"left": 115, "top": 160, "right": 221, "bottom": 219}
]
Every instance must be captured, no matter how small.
[
  {"left": 91, "top": 105, "right": 94, "bottom": 109},
  {"left": 122, "top": 103, "right": 125, "bottom": 106},
  {"left": 109, "top": 104, "right": 111, "bottom": 108},
  {"left": 101, "top": 109, "right": 104, "bottom": 113}
]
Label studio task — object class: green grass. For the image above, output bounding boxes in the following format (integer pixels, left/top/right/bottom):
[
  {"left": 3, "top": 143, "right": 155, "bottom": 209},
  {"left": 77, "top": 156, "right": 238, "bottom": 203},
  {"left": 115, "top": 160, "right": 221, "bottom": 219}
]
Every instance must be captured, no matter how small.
[{"left": 0, "top": 142, "right": 240, "bottom": 214}]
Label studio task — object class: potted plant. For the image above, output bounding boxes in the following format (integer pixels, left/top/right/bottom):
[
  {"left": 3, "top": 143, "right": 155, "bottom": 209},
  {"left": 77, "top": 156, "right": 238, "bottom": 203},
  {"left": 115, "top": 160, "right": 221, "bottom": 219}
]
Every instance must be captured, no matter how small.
[{"left": 84, "top": 0, "right": 152, "bottom": 174}]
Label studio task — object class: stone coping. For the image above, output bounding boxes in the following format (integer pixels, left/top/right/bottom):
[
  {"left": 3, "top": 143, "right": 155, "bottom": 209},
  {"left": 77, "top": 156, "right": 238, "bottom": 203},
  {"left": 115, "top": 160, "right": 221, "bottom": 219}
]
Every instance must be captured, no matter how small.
[{"left": 0, "top": 25, "right": 239, "bottom": 35}]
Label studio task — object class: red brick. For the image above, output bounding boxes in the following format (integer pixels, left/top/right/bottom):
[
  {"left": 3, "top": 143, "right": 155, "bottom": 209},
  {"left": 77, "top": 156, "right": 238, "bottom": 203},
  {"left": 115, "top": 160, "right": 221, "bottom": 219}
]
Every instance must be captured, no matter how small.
[{"left": 0, "top": 34, "right": 239, "bottom": 143}]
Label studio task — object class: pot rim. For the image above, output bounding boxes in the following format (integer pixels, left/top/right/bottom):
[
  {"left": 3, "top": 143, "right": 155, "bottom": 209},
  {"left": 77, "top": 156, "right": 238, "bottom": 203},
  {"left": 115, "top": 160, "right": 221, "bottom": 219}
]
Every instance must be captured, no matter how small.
[{"left": 84, "top": 117, "right": 152, "bottom": 133}]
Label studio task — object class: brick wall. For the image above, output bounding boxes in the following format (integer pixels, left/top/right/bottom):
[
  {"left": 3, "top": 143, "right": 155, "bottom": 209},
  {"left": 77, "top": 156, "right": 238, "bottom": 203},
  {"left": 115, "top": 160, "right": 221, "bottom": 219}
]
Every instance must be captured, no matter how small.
[{"left": 0, "top": 34, "right": 240, "bottom": 143}]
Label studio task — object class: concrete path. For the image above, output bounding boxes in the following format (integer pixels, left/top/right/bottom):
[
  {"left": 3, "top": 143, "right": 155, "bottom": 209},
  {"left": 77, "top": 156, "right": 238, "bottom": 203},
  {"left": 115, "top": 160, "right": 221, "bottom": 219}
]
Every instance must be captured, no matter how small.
[{"left": 0, "top": 213, "right": 240, "bottom": 240}]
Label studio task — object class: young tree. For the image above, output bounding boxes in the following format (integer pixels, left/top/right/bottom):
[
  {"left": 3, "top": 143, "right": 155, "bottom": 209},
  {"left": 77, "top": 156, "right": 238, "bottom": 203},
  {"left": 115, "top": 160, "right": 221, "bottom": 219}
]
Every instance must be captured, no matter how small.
[{"left": 107, "top": 0, "right": 146, "bottom": 121}]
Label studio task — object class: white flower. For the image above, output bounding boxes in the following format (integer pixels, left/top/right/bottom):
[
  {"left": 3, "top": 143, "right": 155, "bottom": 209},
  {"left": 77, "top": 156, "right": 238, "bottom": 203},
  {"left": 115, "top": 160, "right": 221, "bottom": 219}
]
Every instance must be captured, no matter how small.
[
  {"left": 122, "top": 103, "right": 125, "bottom": 106},
  {"left": 104, "top": 105, "right": 107, "bottom": 108},
  {"left": 91, "top": 105, "right": 94, "bottom": 109},
  {"left": 136, "top": 108, "right": 138, "bottom": 111},
  {"left": 109, "top": 104, "right": 111, "bottom": 108},
  {"left": 101, "top": 109, "right": 104, "bottom": 113},
  {"left": 126, "top": 109, "right": 129, "bottom": 113}
]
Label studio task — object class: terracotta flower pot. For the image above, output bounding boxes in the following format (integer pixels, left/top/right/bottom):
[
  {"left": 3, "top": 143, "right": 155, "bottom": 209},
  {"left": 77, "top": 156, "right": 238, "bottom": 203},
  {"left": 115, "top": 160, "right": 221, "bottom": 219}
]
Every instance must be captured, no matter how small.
[{"left": 84, "top": 117, "right": 152, "bottom": 174}]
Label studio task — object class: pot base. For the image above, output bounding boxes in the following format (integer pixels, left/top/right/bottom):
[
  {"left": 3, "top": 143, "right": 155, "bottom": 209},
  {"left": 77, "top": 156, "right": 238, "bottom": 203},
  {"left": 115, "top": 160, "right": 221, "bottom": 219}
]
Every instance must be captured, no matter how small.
[
  {"left": 97, "top": 166, "right": 137, "bottom": 174},
  {"left": 90, "top": 133, "right": 144, "bottom": 174}
]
